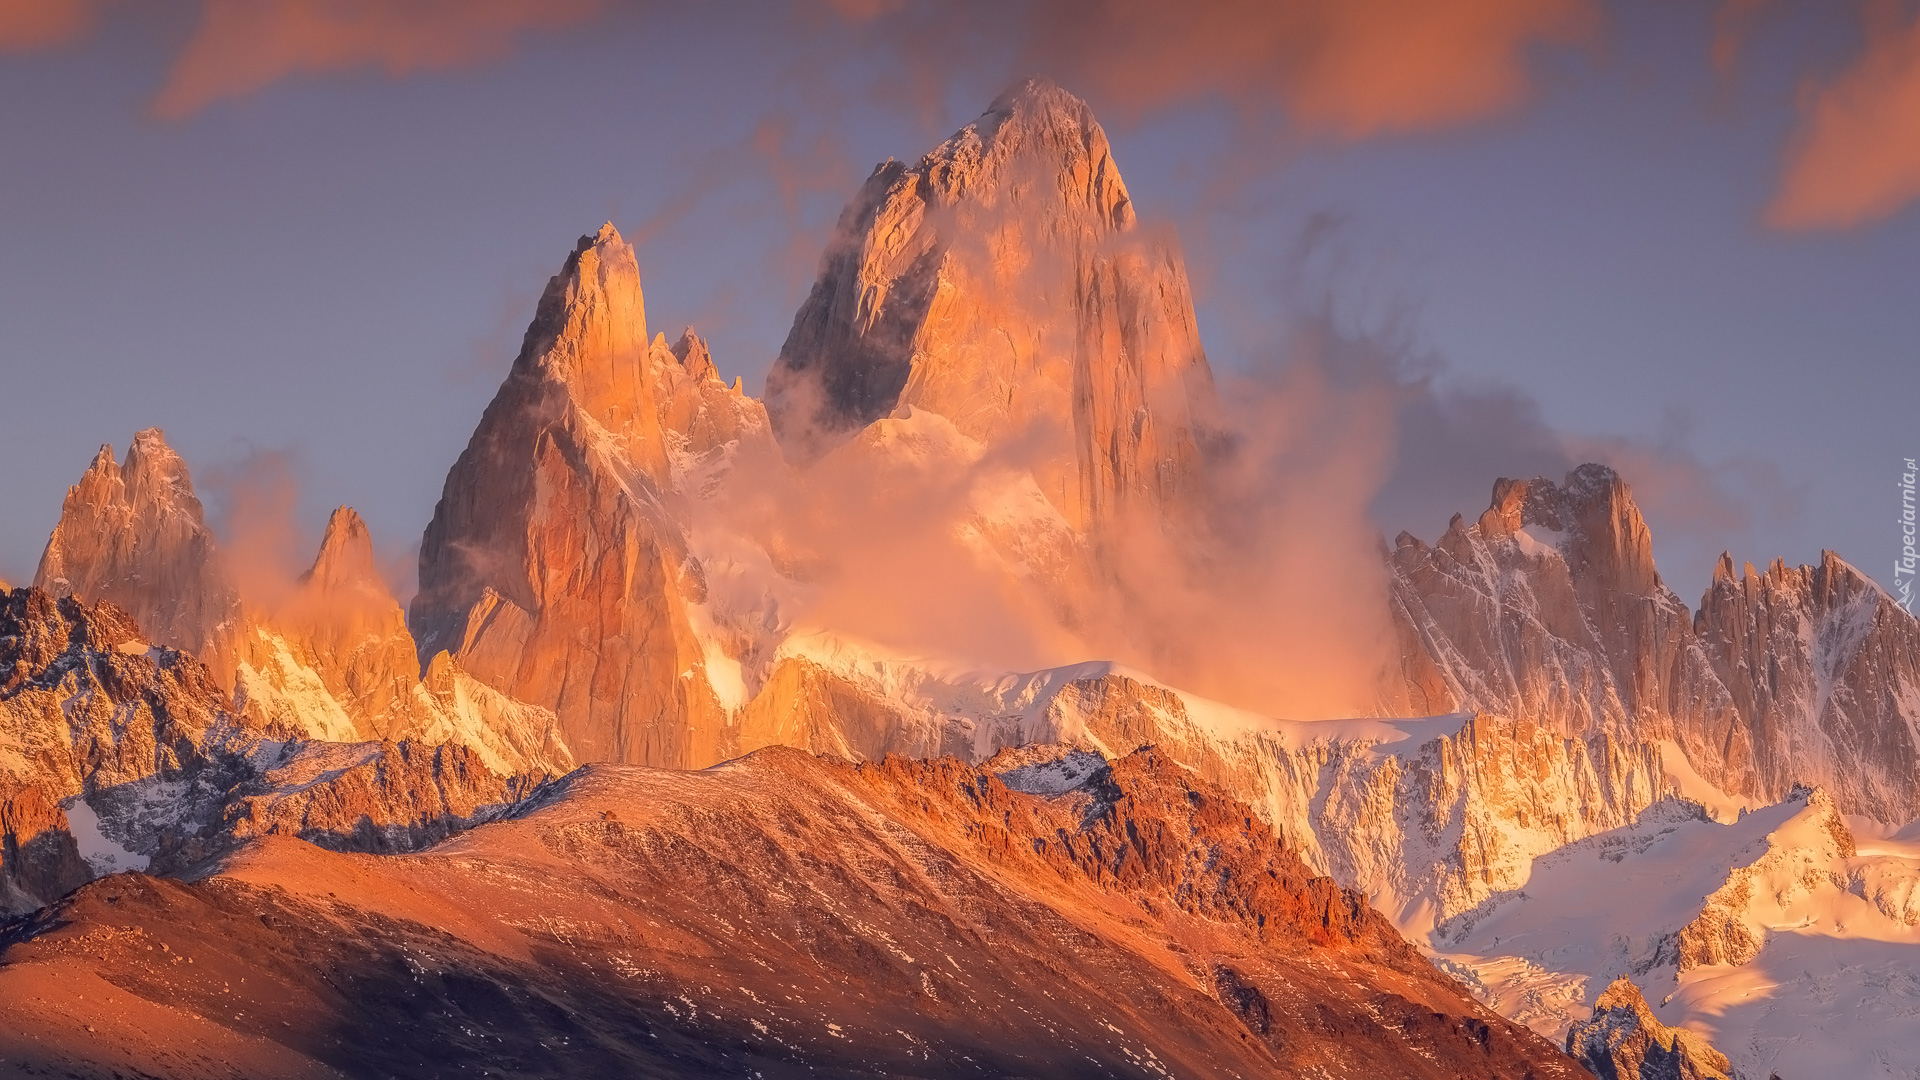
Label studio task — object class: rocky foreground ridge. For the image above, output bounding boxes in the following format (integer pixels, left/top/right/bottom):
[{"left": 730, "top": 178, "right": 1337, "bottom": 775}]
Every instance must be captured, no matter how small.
[
  {"left": 0, "top": 587, "right": 562, "bottom": 915},
  {"left": 0, "top": 746, "right": 1588, "bottom": 1079}
]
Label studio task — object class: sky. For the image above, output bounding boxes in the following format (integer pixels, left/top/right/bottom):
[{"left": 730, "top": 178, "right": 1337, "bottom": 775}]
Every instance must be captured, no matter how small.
[{"left": 1, "top": 0, "right": 1916, "bottom": 608}]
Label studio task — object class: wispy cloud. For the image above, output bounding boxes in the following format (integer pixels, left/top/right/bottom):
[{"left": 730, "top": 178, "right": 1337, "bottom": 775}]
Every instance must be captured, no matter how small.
[
  {"left": 0, "top": 0, "right": 93, "bottom": 52},
  {"left": 150, "top": 0, "right": 604, "bottom": 119},
  {"left": 1769, "top": 1, "right": 1920, "bottom": 229}
]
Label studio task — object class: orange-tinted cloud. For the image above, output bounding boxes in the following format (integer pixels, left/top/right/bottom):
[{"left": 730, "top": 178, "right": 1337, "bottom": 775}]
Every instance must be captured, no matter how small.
[
  {"left": 1769, "top": 2, "right": 1920, "bottom": 229},
  {"left": 151, "top": 0, "right": 604, "bottom": 119},
  {"left": 966, "top": 0, "right": 1602, "bottom": 139},
  {"left": 0, "top": 0, "right": 93, "bottom": 52}
]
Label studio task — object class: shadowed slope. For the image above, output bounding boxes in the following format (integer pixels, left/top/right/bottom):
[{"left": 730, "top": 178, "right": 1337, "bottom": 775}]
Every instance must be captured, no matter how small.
[{"left": 0, "top": 746, "right": 1589, "bottom": 1079}]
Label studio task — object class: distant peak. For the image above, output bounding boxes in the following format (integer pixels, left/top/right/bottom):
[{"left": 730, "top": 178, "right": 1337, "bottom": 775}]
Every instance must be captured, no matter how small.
[
  {"left": 320, "top": 505, "right": 370, "bottom": 550},
  {"left": 670, "top": 328, "right": 718, "bottom": 383},
  {"left": 1563, "top": 462, "right": 1622, "bottom": 496},
  {"left": 303, "top": 506, "right": 380, "bottom": 592}
]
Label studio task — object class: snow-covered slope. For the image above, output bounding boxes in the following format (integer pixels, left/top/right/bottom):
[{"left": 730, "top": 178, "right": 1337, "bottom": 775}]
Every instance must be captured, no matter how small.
[{"left": 1436, "top": 777, "right": 1920, "bottom": 1078}]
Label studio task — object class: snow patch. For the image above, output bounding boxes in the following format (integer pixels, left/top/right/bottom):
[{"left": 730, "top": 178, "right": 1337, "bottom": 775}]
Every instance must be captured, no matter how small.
[
  {"left": 1657, "top": 740, "right": 1752, "bottom": 823},
  {"left": 993, "top": 748, "right": 1106, "bottom": 795},
  {"left": 63, "top": 795, "right": 149, "bottom": 875}
]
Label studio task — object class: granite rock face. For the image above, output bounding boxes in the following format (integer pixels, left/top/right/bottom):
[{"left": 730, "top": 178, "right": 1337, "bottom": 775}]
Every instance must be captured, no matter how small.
[
  {"left": 1691, "top": 549, "right": 1920, "bottom": 823},
  {"left": 33, "top": 429, "right": 242, "bottom": 683},
  {"left": 239, "top": 507, "right": 573, "bottom": 777},
  {"left": 1565, "top": 978, "right": 1732, "bottom": 1080},
  {"left": 1391, "top": 464, "right": 1920, "bottom": 823},
  {"left": 410, "top": 224, "right": 729, "bottom": 767},
  {"left": 30, "top": 431, "right": 572, "bottom": 777},
  {"left": 765, "top": 76, "right": 1216, "bottom": 536}
]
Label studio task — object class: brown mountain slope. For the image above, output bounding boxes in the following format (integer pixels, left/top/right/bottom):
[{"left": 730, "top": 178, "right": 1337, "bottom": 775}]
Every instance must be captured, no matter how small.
[{"left": 0, "top": 746, "right": 1587, "bottom": 1079}]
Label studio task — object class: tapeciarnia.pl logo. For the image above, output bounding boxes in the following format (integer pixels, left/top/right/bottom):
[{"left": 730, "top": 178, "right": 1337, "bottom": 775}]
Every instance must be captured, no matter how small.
[{"left": 1900, "top": 458, "right": 1917, "bottom": 613}]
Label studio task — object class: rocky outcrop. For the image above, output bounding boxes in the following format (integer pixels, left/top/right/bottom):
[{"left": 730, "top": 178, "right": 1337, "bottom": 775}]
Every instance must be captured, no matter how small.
[
  {"left": 0, "top": 747, "right": 1590, "bottom": 1078},
  {"left": 1693, "top": 550, "right": 1920, "bottom": 823},
  {"left": 239, "top": 508, "right": 573, "bottom": 777},
  {"left": 33, "top": 429, "right": 242, "bottom": 682},
  {"left": 0, "top": 788, "right": 88, "bottom": 914},
  {"left": 651, "top": 328, "right": 777, "bottom": 496},
  {"left": 235, "top": 507, "right": 426, "bottom": 743},
  {"left": 765, "top": 76, "right": 1216, "bottom": 535},
  {"left": 26, "top": 434, "right": 572, "bottom": 778},
  {"left": 0, "top": 586, "right": 556, "bottom": 913},
  {"left": 1392, "top": 464, "right": 1920, "bottom": 823},
  {"left": 223, "top": 738, "right": 550, "bottom": 854},
  {"left": 1566, "top": 978, "right": 1732, "bottom": 1080},
  {"left": 411, "top": 225, "right": 728, "bottom": 767},
  {"left": 0, "top": 586, "right": 251, "bottom": 884},
  {"left": 1673, "top": 785, "right": 1856, "bottom": 971}
]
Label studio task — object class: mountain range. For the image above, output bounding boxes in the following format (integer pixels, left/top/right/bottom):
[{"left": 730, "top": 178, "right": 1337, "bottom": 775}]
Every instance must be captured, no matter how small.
[{"left": 4, "top": 76, "right": 1916, "bottom": 1079}]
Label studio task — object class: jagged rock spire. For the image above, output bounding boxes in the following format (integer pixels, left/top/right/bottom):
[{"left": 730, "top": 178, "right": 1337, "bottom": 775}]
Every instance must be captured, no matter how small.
[
  {"left": 32, "top": 428, "right": 240, "bottom": 679},
  {"left": 301, "top": 506, "right": 381, "bottom": 592},
  {"left": 510, "top": 223, "right": 667, "bottom": 480},
  {"left": 669, "top": 328, "right": 718, "bottom": 383},
  {"left": 411, "top": 227, "right": 728, "bottom": 766}
]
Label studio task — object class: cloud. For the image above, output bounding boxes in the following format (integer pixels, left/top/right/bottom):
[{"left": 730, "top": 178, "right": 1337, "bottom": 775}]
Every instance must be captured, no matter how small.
[
  {"left": 14, "top": 0, "right": 1601, "bottom": 142},
  {"left": 1711, "top": 0, "right": 1772, "bottom": 76},
  {"left": 199, "top": 445, "right": 310, "bottom": 613},
  {"left": 0, "top": 0, "right": 93, "bottom": 52},
  {"left": 828, "top": 0, "right": 1600, "bottom": 139},
  {"left": 1768, "top": 2, "right": 1920, "bottom": 229},
  {"left": 150, "top": 0, "right": 604, "bottom": 119}
]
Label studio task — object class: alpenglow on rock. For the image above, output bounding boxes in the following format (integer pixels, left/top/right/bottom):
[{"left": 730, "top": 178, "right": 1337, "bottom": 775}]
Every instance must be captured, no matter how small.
[
  {"left": 410, "top": 224, "right": 729, "bottom": 767},
  {"left": 765, "top": 76, "right": 1217, "bottom": 535},
  {"left": 1391, "top": 463, "right": 1920, "bottom": 823},
  {"left": 33, "top": 429, "right": 241, "bottom": 682}
]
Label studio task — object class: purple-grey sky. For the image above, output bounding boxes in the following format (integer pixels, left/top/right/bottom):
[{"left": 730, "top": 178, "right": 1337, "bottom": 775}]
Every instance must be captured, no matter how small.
[{"left": 1, "top": 0, "right": 1915, "bottom": 608}]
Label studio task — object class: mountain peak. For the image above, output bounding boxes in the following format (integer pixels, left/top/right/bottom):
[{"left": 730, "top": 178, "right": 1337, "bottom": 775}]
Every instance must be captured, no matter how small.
[
  {"left": 32, "top": 429, "right": 239, "bottom": 677},
  {"left": 511, "top": 223, "right": 656, "bottom": 446},
  {"left": 766, "top": 78, "right": 1207, "bottom": 533},
  {"left": 989, "top": 73, "right": 1076, "bottom": 109},
  {"left": 670, "top": 328, "right": 718, "bottom": 383},
  {"left": 122, "top": 428, "right": 201, "bottom": 515},
  {"left": 979, "top": 75, "right": 1107, "bottom": 150},
  {"left": 301, "top": 506, "right": 379, "bottom": 592}
]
